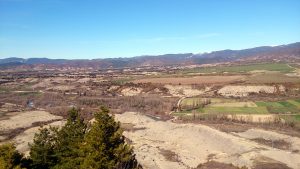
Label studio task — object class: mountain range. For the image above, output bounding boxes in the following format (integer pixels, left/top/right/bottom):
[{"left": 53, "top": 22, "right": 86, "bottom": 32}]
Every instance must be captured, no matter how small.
[{"left": 1, "top": 42, "right": 300, "bottom": 69}]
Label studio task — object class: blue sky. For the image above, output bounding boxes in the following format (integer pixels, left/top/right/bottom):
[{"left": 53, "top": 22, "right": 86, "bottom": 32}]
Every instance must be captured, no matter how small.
[{"left": 0, "top": 0, "right": 299, "bottom": 59}]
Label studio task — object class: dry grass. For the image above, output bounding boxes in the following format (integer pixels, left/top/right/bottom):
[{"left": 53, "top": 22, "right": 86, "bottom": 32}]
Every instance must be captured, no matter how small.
[
  {"left": 253, "top": 156, "right": 292, "bottom": 169},
  {"left": 159, "top": 149, "right": 180, "bottom": 162},
  {"left": 195, "top": 161, "right": 239, "bottom": 169},
  {"left": 251, "top": 138, "right": 291, "bottom": 150}
]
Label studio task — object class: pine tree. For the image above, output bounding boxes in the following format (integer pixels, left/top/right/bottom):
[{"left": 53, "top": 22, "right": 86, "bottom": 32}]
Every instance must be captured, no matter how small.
[
  {"left": 54, "top": 108, "right": 87, "bottom": 169},
  {"left": 29, "top": 127, "right": 59, "bottom": 169},
  {"left": 81, "top": 106, "right": 138, "bottom": 169},
  {"left": 29, "top": 108, "right": 87, "bottom": 169},
  {"left": 0, "top": 143, "right": 24, "bottom": 169},
  {"left": 28, "top": 107, "right": 139, "bottom": 169}
]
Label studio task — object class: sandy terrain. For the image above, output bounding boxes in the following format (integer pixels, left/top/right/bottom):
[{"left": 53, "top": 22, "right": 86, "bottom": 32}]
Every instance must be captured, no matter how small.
[
  {"left": 13, "top": 120, "right": 66, "bottom": 156},
  {"left": 115, "top": 112, "right": 300, "bottom": 169},
  {"left": 286, "top": 68, "right": 300, "bottom": 77},
  {"left": 31, "top": 77, "right": 77, "bottom": 89},
  {"left": 0, "top": 110, "right": 63, "bottom": 131},
  {"left": 217, "top": 85, "right": 283, "bottom": 97},
  {"left": 234, "top": 128, "right": 300, "bottom": 151},
  {"left": 23, "top": 78, "right": 39, "bottom": 83},
  {"left": 121, "top": 87, "right": 143, "bottom": 96},
  {"left": 108, "top": 85, "right": 120, "bottom": 91},
  {"left": 133, "top": 75, "right": 245, "bottom": 85},
  {"left": 76, "top": 77, "right": 92, "bottom": 83},
  {"left": 47, "top": 85, "right": 76, "bottom": 91},
  {"left": 165, "top": 85, "right": 210, "bottom": 97}
]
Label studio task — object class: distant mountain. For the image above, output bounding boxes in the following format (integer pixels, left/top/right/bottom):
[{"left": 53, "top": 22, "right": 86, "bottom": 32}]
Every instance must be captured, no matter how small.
[
  {"left": 1, "top": 42, "right": 299, "bottom": 69},
  {"left": 190, "top": 42, "right": 300, "bottom": 64}
]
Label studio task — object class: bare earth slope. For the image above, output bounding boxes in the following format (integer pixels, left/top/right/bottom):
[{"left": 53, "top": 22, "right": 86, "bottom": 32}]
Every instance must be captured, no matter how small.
[{"left": 115, "top": 112, "right": 300, "bottom": 169}]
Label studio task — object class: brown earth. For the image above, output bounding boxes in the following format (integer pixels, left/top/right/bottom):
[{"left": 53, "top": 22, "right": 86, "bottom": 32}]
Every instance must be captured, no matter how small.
[
  {"left": 132, "top": 75, "right": 245, "bottom": 85},
  {"left": 196, "top": 161, "right": 239, "bottom": 169}
]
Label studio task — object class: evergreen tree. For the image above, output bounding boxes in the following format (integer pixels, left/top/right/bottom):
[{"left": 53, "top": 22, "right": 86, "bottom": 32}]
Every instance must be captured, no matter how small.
[
  {"left": 29, "top": 108, "right": 86, "bottom": 169},
  {"left": 15, "top": 107, "right": 139, "bottom": 169},
  {"left": 54, "top": 108, "right": 87, "bottom": 169},
  {"left": 0, "top": 143, "right": 24, "bottom": 169},
  {"left": 81, "top": 106, "right": 138, "bottom": 169},
  {"left": 29, "top": 127, "right": 59, "bottom": 169}
]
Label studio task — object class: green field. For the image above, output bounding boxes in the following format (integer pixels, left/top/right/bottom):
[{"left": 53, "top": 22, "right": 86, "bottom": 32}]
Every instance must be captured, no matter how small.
[
  {"left": 278, "top": 101, "right": 297, "bottom": 107},
  {"left": 288, "top": 100, "right": 300, "bottom": 107},
  {"left": 177, "top": 98, "right": 300, "bottom": 116},
  {"left": 176, "top": 98, "right": 300, "bottom": 128},
  {"left": 255, "top": 100, "right": 300, "bottom": 114},
  {"left": 181, "top": 63, "right": 294, "bottom": 74},
  {"left": 255, "top": 101, "right": 284, "bottom": 107}
]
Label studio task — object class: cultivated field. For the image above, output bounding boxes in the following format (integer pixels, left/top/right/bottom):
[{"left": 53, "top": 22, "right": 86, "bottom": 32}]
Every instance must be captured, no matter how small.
[
  {"left": 246, "top": 72, "right": 300, "bottom": 83},
  {"left": 176, "top": 97, "right": 300, "bottom": 127},
  {"left": 181, "top": 63, "right": 294, "bottom": 74},
  {"left": 133, "top": 75, "right": 244, "bottom": 85}
]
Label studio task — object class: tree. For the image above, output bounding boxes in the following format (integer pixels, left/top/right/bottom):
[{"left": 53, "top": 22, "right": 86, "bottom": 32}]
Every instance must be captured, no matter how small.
[
  {"left": 81, "top": 106, "right": 138, "bottom": 169},
  {"left": 29, "top": 108, "right": 87, "bottom": 169},
  {"left": 24, "top": 107, "right": 139, "bottom": 169},
  {"left": 54, "top": 108, "right": 87, "bottom": 169},
  {"left": 0, "top": 143, "right": 24, "bottom": 169},
  {"left": 29, "top": 127, "right": 59, "bottom": 169}
]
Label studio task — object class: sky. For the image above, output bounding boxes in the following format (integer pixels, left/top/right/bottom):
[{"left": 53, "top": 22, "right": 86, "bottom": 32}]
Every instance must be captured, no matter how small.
[{"left": 0, "top": 0, "right": 300, "bottom": 59}]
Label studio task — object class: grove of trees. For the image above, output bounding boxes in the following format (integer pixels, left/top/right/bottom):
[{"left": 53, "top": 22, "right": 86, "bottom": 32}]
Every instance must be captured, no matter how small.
[{"left": 0, "top": 107, "right": 140, "bottom": 169}]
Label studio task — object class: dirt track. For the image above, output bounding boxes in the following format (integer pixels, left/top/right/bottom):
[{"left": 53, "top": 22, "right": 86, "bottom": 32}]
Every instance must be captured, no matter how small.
[{"left": 115, "top": 112, "right": 300, "bottom": 169}]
